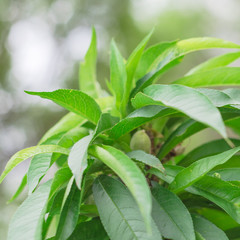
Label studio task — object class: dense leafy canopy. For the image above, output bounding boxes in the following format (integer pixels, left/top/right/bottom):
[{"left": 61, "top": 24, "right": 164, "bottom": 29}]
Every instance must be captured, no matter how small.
[{"left": 2, "top": 29, "right": 240, "bottom": 240}]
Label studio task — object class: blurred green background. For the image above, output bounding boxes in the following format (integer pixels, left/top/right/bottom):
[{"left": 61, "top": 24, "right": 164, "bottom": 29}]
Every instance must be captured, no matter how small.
[{"left": 0, "top": 0, "right": 240, "bottom": 238}]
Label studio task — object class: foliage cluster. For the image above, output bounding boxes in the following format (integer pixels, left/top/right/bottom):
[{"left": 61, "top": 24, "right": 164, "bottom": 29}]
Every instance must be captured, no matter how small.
[{"left": 2, "top": 28, "right": 240, "bottom": 240}]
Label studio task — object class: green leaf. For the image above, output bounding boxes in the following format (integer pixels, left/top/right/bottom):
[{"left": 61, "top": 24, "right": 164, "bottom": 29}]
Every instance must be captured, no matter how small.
[
  {"left": 188, "top": 176, "right": 240, "bottom": 223},
  {"left": 135, "top": 41, "right": 177, "bottom": 80},
  {"left": 121, "top": 29, "right": 153, "bottom": 114},
  {"left": 157, "top": 120, "right": 203, "bottom": 160},
  {"left": 150, "top": 165, "right": 240, "bottom": 223},
  {"left": 226, "top": 117, "right": 240, "bottom": 135},
  {"left": 8, "top": 180, "right": 51, "bottom": 240},
  {"left": 96, "top": 96, "right": 115, "bottom": 111},
  {"left": 68, "top": 113, "right": 118, "bottom": 189},
  {"left": 126, "top": 29, "right": 153, "bottom": 81},
  {"left": 127, "top": 150, "right": 164, "bottom": 173},
  {"left": 27, "top": 132, "right": 65, "bottom": 193},
  {"left": 157, "top": 110, "right": 239, "bottom": 160},
  {"left": 197, "top": 208, "right": 239, "bottom": 231},
  {"left": 152, "top": 184, "right": 195, "bottom": 240},
  {"left": 68, "top": 134, "right": 93, "bottom": 189},
  {"left": 210, "top": 168, "right": 240, "bottom": 181},
  {"left": 51, "top": 127, "right": 89, "bottom": 165},
  {"left": 43, "top": 188, "right": 65, "bottom": 239},
  {"left": 130, "top": 56, "right": 183, "bottom": 98},
  {"left": 68, "top": 218, "right": 109, "bottom": 240},
  {"left": 133, "top": 84, "right": 226, "bottom": 138},
  {"left": 132, "top": 37, "right": 240, "bottom": 96},
  {"left": 55, "top": 182, "right": 81, "bottom": 240},
  {"left": 79, "top": 204, "right": 98, "bottom": 217},
  {"left": 225, "top": 227, "right": 240, "bottom": 239},
  {"left": 196, "top": 88, "right": 240, "bottom": 107},
  {"left": 223, "top": 88, "right": 240, "bottom": 102},
  {"left": 110, "top": 40, "right": 127, "bottom": 113},
  {"left": 93, "top": 175, "right": 162, "bottom": 240},
  {"left": 180, "top": 138, "right": 240, "bottom": 167},
  {"left": 173, "top": 67, "right": 240, "bottom": 87},
  {"left": 93, "top": 113, "right": 119, "bottom": 138},
  {"left": 79, "top": 27, "right": 101, "bottom": 98},
  {"left": 89, "top": 145, "right": 152, "bottom": 232},
  {"left": 169, "top": 147, "right": 240, "bottom": 193},
  {"left": 149, "top": 165, "right": 185, "bottom": 184},
  {"left": 109, "top": 105, "right": 175, "bottom": 139},
  {"left": 195, "top": 232, "right": 205, "bottom": 240},
  {"left": 25, "top": 89, "right": 102, "bottom": 124},
  {"left": 39, "top": 112, "right": 85, "bottom": 144},
  {"left": 28, "top": 128, "right": 87, "bottom": 193},
  {"left": 0, "top": 145, "right": 70, "bottom": 184},
  {"left": 176, "top": 37, "right": 240, "bottom": 53},
  {"left": 49, "top": 167, "right": 72, "bottom": 200},
  {"left": 8, "top": 174, "right": 27, "bottom": 203},
  {"left": 186, "top": 52, "right": 240, "bottom": 75},
  {"left": 191, "top": 214, "right": 229, "bottom": 240}
]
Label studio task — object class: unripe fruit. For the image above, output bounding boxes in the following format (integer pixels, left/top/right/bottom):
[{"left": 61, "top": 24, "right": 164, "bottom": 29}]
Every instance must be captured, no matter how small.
[{"left": 130, "top": 130, "right": 151, "bottom": 153}]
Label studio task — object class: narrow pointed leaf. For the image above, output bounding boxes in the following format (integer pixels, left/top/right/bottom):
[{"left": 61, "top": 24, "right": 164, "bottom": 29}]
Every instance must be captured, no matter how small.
[
  {"left": 132, "top": 38, "right": 240, "bottom": 96},
  {"left": 226, "top": 117, "right": 240, "bottom": 135},
  {"left": 55, "top": 182, "right": 81, "bottom": 240},
  {"left": 126, "top": 29, "right": 153, "bottom": 81},
  {"left": 68, "top": 113, "right": 118, "bottom": 189},
  {"left": 93, "top": 113, "right": 119, "bottom": 138},
  {"left": 79, "top": 27, "right": 100, "bottom": 98},
  {"left": 28, "top": 128, "right": 87, "bottom": 193},
  {"left": 169, "top": 147, "right": 240, "bottom": 193},
  {"left": 49, "top": 167, "right": 72, "bottom": 200},
  {"left": 132, "top": 92, "right": 165, "bottom": 109},
  {"left": 127, "top": 150, "right": 164, "bottom": 173},
  {"left": 191, "top": 214, "right": 229, "bottom": 240},
  {"left": 210, "top": 168, "right": 240, "bottom": 181},
  {"left": 8, "top": 174, "right": 27, "bottom": 203},
  {"left": 51, "top": 127, "right": 89, "bottom": 164},
  {"left": 133, "top": 84, "right": 226, "bottom": 138},
  {"left": 195, "top": 232, "right": 205, "bottom": 240},
  {"left": 173, "top": 67, "right": 240, "bottom": 87},
  {"left": 121, "top": 29, "right": 153, "bottom": 113},
  {"left": 110, "top": 105, "right": 175, "bottom": 139},
  {"left": 157, "top": 109, "right": 239, "bottom": 160},
  {"left": 25, "top": 89, "right": 102, "bottom": 124},
  {"left": 135, "top": 41, "right": 177, "bottom": 79},
  {"left": 68, "top": 218, "right": 109, "bottom": 240},
  {"left": 152, "top": 184, "right": 195, "bottom": 240},
  {"left": 156, "top": 120, "right": 204, "bottom": 160},
  {"left": 27, "top": 132, "right": 65, "bottom": 193},
  {"left": 196, "top": 88, "right": 240, "bottom": 107},
  {"left": 186, "top": 51, "right": 240, "bottom": 75},
  {"left": 131, "top": 57, "right": 183, "bottom": 97},
  {"left": 89, "top": 145, "right": 152, "bottom": 232},
  {"left": 0, "top": 145, "right": 70, "bottom": 184},
  {"left": 176, "top": 37, "right": 240, "bottom": 53},
  {"left": 110, "top": 40, "right": 127, "bottom": 112},
  {"left": 223, "top": 88, "right": 240, "bottom": 102},
  {"left": 8, "top": 181, "right": 51, "bottom": 240},
  {"left": 197, "top": 208, "right": 239, "bottom": 231},
  {"left": 180, "top": 138, "right": 240, "bottom": 167},
  {"left": 151, "top": 166, "right": 240, "bottom": 223},
  {"left": 93, "top": 175, "right": 162, "bottom": 240},
  {"left": 43, "top": 189, "right": 65, "bottom": 239},
  {"left": 68, "top": 134, "right": 93, "bottom": 189}
]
